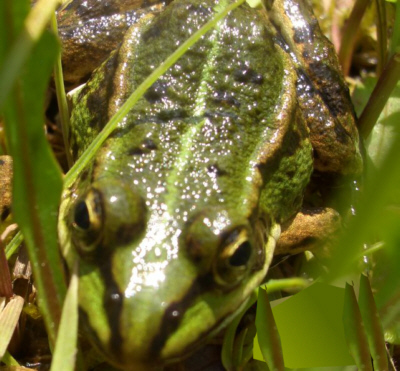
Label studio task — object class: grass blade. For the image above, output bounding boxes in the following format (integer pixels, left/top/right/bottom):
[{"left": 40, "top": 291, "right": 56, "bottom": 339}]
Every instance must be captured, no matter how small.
[
  {"left": 255, "top": 288, "right": 284, "bottom": 371},
  {"left": 358, "top": 274, "right": 388, "bottom": 371},
  {"left": 50, "top": 262, "right": 79, "bottom": 371},
  {"left": 358, "top": 52, "right": 400, "bottom": 139},
  {"left": 1, "top": 350, "right": 20, "bottom": 366},
  {"left": 338, "top": 0, "right": 370, "bottom": 75},
  {"left": 0, "top": 296, "right": 24, "bottom": 360},
  {"left": 2, "top": 29, "right": 66, "bottom": 345},
  {"left": 343, "top": 283, "right": 373, "bottom": 371}
]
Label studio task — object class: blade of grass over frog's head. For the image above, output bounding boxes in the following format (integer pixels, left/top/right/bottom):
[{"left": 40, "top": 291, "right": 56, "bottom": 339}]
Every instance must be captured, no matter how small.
[
  {"left": 50, "top": 12, "right": 72, "bottom": 169},
  {"left": 63, "top": 0, "right": 246, "bottom": 188},
  {"left": 0, "top": 0, "right": 61, "bottom": 109}
]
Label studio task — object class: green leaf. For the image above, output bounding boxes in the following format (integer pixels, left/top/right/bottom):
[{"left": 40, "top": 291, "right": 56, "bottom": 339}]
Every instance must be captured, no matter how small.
[
  {"left": 358, "top": 275, "right": 388, "bottom": 371},
  {"left": 342, "top": 283, "right": 372, "bottom": 371}
]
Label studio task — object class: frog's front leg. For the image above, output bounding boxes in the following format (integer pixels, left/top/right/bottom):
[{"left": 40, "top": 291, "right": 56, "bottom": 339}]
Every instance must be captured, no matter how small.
[{"left": 275, "top": 207, "right": 341, "bottom": 256}]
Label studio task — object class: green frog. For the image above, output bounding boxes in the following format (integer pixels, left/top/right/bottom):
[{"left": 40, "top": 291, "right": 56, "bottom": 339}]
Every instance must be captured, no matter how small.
[{"left": 57, "top": 0, "right": 363, "bottom": 369}]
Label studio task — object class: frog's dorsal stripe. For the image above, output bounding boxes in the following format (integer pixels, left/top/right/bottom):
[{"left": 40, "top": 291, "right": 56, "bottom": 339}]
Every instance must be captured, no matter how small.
[{"left": 164, "top": 0, "right": 230, "bottom": 217}]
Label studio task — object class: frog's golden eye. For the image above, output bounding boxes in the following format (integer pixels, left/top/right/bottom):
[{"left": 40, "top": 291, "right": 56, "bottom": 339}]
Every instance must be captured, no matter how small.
[
  {"left": 213, "top": 228, "right": 254, "bottom": 287},
  {"left": 228, "top": 240, "right": 252, "bottom": 266},
  {"left": 73, "top": 201, "right": 90, "bottom": 230},
  {"left": 71, "top": 189, "right": 103, "bottom": 254},
  {"left": 70, "top": 180, "right": 146, "bottom": 257}
]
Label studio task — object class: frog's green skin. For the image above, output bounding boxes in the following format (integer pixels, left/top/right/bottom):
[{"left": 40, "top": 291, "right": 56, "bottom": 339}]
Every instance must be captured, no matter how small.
[{"left": 58, "top": 0, "right": 362, "bottom": 369}]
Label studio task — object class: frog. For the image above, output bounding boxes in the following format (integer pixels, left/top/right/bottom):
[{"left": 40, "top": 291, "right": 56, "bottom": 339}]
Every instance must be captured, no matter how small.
[{"left": 57, "top": 0, "right": 363, "bottom": 369}]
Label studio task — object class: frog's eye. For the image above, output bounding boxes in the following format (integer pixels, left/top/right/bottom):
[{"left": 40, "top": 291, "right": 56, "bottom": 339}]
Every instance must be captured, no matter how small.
[
  {"left": 213, "top": 228, "right": 254, "bottom": 286},
  {"left": 71, "top": 189, "right": 104, "bottom": 254},
  {"left": 229, "top": 240, "right": 252, "bottom": 266},
  {"left": 74, "top": 201, "right": 90, "bottom": 230},
  {"left": 70, "top": 180, "right": 146, "bottom": 257}
]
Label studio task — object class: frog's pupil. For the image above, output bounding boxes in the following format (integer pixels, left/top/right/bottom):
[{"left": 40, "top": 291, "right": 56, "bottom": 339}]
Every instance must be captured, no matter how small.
[
  {"left": 229, "top": 241, "right": 251, "bottom": 267},
  {"left": 74, "top": 201, "right": 90, "bottom": 230}
]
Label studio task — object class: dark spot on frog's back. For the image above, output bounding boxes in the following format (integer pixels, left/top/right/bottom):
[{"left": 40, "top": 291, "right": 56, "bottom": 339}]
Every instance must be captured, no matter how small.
[
  {"left": 207, "top": 164, "right": 227, "bottom": 177},
  {"left": 144, "top": 80, "right": 168, "bottom": 103},
  {"left": 308, "top": 62, "right": 351, "bottom": 118},
  {"left": 293, "top": 19, "right": 317, "bottom": 44},
  {"left": 285, "top": 130, "right": 301, "bottom": 157},
  {"left": 212, "top": 90, "right": 240, "bottom": 108},
  {"left": 85, "top": 53, "right": 119, "bottom": 129},
  {"left": 128, "top": 138, "right": 158, "bottom": 156},
  {"left": 334, "top": 122, "right": 350, "bottom": 145},
  {"left": 158, "top": 108, "right": 188, "bottom": 121},
  {"left": 233, "top": 67, "right": 264, "bottom": 85}
]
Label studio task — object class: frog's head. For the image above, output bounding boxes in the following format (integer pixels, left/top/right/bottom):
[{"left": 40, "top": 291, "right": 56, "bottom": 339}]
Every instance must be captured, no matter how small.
[{"left": 59, "top": 177, "right": 276, "bottom": 369}]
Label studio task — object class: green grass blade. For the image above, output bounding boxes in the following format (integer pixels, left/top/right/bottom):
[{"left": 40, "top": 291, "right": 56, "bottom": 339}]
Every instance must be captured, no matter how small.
[
  {"left": 374, "top": 0, "right": 388, "bottom": 75},
  {"left": 389, "top": 1, "right": 400, "bottom": 56},
  {"left": 63, "top": 0, "right": 246, "bottom": 189},
  {"left": 358, "top": 52, "right": 400, "bottom": 139},
  {"left": 358, "top": 275, "right": 388, "bottom": 371},
  {"left": 50, "top": 262, "right": 78, "bottom": 371},
  {"left": 0, "top": 296, "right": 24, "bottom": 360},
  {"left": 1, "top": 350, "right": 20, "bottom": 366},
  {"left": 342, "top": 283, "right": 373, "bottom": 371},
  {"left": 4, "top": 232, "right": 22, "bottom": 261},
  {"left": 255, "top": 288, "right": 285, "bottom": 371},
  {"left": 2, "top": 29, "right": 66, "bottom": 346},
  {"left": 262, "top": 278, "right": 309, "bottom": 294}
]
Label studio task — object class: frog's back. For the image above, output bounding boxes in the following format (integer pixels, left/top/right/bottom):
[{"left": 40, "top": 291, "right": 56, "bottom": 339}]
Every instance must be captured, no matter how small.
[{"left": 69, "top": 0, "right": 310, "bottom": 222}]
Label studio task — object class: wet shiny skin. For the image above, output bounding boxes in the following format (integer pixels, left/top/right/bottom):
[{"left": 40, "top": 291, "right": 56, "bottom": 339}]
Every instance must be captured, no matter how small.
[{"left": 58, "top": 0, "right": 362, "bottom": 369}]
